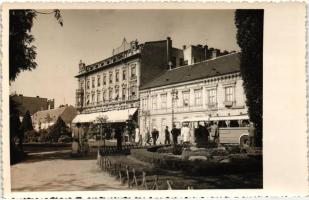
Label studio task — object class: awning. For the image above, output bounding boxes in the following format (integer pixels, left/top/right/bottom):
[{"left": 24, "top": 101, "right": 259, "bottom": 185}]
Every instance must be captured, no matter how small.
[
  {"left": 209, "top": 115, "right": 249, "bottom": 121},
  {"left": 72, "top": 108, "right": 137, "bottom": 124}
]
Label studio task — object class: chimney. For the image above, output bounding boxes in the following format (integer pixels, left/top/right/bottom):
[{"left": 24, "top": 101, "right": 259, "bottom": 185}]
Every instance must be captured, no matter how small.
[
  {"left": 183, "top": 45, "right": 186, "bottom": 50},
  {"left": 166, "top": 37, "right": 172, "bottom": 69},
  {"left": 36, "top": 96, "right": 40, "bottom": 98}
]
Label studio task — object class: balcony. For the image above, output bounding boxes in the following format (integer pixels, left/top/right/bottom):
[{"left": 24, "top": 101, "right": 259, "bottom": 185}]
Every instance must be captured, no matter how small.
[
  {"left": 75, "top": 88, "right": 84, "bottom": 95},
  {"left": 223, "top": 101, "right": 235, "bottom": 107}
]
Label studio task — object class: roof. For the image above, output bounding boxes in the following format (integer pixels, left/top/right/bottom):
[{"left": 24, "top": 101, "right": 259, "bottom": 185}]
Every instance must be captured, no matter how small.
[
  {"left": 32, "top": 106, "right": 77, "bottom": 124},
  {"left": 140, "top": 52, "right": 241, "bottom": 90}
]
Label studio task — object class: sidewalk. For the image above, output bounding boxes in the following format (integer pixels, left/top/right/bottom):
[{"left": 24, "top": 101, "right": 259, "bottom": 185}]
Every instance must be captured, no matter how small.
[{"left": 11, "top": 150, "right": 128, "bottom": 191}]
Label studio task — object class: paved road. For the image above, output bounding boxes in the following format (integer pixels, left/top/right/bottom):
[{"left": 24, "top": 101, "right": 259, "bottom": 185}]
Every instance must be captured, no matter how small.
[{"left": 11, "top": 146, "right": 128, "bottom": 191}]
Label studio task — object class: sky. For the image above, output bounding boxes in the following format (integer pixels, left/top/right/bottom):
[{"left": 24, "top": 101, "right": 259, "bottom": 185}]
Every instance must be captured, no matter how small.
[{"left": 10, "top": 9, "right": 240, "bottom": 107}]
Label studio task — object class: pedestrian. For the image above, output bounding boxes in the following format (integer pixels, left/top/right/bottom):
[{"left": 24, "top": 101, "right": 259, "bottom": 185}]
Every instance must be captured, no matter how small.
[
  {"left": 195, "top": 123, "right": 209, "bottom": 148},
  {"left": 144, "top": 127, "right": 151, "bottom": 145},
  {"left": 164, "top": 126, "right": 171, "bottom": 145},
  {"left": 135, "top": 126, "right": 141, "bottom": 145},
  {"left": 171, "top": 124, "right": 180, "bottom": 145},
  {"left": 248, "top": 122, "right": 256, "bottom": 147},
  {"left": 180, "top": 123, "right": 191, "bottom": 146},
  {"left": 151, "top": 127, "right": 159, "bottom": 145},
  {"left": 114, "top": 127, "right": 122, "bottom": 151},
  {"left": 211, "top": 122, "right": 219, "bottom": 145}
]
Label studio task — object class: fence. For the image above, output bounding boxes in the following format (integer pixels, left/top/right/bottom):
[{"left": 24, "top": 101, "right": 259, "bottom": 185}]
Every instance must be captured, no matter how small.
[{"left": 96, "top": 150, "right": 194, "bottom": 190}]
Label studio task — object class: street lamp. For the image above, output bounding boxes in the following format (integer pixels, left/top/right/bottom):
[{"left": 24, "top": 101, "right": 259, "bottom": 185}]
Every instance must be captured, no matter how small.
[{"left": 171, "top": 88, "right": 178, "bottom": 127}]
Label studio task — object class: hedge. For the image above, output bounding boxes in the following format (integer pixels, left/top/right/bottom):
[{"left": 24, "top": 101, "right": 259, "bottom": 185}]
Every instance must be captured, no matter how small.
[{"left": 130, "top": 148, "right": 262, "bottom": 175}]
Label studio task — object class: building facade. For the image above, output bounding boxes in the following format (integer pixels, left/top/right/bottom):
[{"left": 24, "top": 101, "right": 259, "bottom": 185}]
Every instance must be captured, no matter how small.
[
  {"left": 32, "top": 105, "right": 77, "bottom": 131},
  {"left": 139, "top": 53, "right": 248, "bottom": 144},
  {"left": 73, "top": 37, "right": 184, "bottom": 125}
]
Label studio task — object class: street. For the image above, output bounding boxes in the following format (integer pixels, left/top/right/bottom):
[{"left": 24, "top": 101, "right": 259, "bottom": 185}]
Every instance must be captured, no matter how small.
[{"left": 11, "top": 145, "right": 128, "bottom": 191}]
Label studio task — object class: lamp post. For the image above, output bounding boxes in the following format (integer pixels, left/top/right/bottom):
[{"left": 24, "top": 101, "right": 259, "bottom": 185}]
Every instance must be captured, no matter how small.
[{"left": 171, "top": 89, "right": 178, "bottom": 127}]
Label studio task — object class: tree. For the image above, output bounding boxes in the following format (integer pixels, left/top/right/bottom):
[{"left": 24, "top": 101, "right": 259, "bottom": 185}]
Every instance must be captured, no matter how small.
[
  {"left": 48, "top": 116, "right": 69, "bottom": 143},
  {"left": 20, "top": 110, "right": 33, "bottom": 148},
  {"left": 9, "top": 9, "right": 63, "bottom": 82},
  {"left": 235, "top": 10, "right": 263, "bottom": 147}
]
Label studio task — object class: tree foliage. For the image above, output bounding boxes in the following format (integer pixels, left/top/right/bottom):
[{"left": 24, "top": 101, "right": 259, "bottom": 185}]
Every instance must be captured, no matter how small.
[
  {"left": 235, "top": 10, "right": 263, "bottom": 147},
  {"left": 21, "top": 110, "right": 33, "bottom": 133},
  {"left": 47, "top": 116, "right": 70, "bottom": 142},
  {"left": 9, "top": 9, "right": 63, "bottom": 82}
]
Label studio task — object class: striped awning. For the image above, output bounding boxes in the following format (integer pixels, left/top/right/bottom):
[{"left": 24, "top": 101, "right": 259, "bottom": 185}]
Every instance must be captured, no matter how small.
[{"left": 72, "top": 108, "right": 137, "bottom": 124}]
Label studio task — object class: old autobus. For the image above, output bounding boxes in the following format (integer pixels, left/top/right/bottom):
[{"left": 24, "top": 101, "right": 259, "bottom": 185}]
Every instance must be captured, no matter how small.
[{"left": 180, "top": 114, "right": 250, "bottom": 147}]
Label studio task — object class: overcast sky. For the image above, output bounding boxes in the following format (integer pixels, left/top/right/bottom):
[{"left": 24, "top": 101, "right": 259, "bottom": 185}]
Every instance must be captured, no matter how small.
[{"left": 10, "top": 9, "right": 240, "bottom": 107}]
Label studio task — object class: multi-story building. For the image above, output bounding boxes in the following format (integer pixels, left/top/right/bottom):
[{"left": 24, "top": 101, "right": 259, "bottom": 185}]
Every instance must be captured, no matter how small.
[
  {"left": 73, "top": 37, "right": 184, "bottom": 125},
  {"left": 139, "top": 52, "right": 248, "bottom": 144},
  {"left": 32, "top": 105, "right": 77, "bottom": 131},
  {"left": 10, "top": 93, "right": 55, "bottom": 116}
]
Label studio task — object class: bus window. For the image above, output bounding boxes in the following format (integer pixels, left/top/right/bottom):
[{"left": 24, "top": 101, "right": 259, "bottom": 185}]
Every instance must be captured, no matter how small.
[
  {"left": 242, "top": 120, "right": 249, "bottom": 127},
  {"left": 230, "top": 120, "right": 240, "bottom": 127},
  {"left": 218, "top": 121, "right": 227, "bottom": 128}
]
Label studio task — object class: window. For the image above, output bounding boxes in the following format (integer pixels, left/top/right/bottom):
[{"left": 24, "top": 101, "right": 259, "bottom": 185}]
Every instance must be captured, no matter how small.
[
  {"left": 152, "top": 96, "right": 157, "bottom": 110},
  {"left": 109, "top": 89, "right": 113, "bottom": 100},
  {"left": 142, "top": 98, "right": 148, "bottom": 110},
  {"left": 86, "top": 94, "right": 90, "bottom": 105},
  {"left": 131, "top": 64, "right": 136, "bottom": 78},
  {"left": 91, "top": 93, "right": 95, "bottom": 103},
  {"left": 80, "top": 80, "right": 84, "bottom": 89},
  {"left": 225, "top": 86, "right": 234, "bottom": 102},
  {"left": 115, "top": 88, "right": 119, "bottom": 100},
  {"left": 109, "top": 72, "right": 113, "bottom": 84},
  {"left": 97, "top": 92, "right": 101, "bottom": 102},
  {"left": 122, "top": 87, "right": 126, "bottom": 100},
  {"left": 116, "top": 71, "right": 119, "bottom": 82},
  {"left": 194, "top": 89, "right": 202, "bottom": 106},
  {"left": 130, "top": 85, "right": 136, "bottom": 97},
  {"left": 182, "top": 91, "right": 189, "bottom": 107},
  {"left": 123, "top": 70, "right": 126, "bottom": 80},
  {"left": 103, "top": 74, "right": 106, "bottom": 85},
  {"left": 161, "top": 94, "right": 167, "bottom": 109},
  {"left": 208, "top": 89, "right": 217, "bottom": 105},
  {"left": 103, "top": 91, "right": 106, "bottom": 102},
  {"left": 92, "top": 78, "right": 95, "bottom": 88},
  {"left": 97, "top": 76, "right": 101, "bottom": 87},
  {"left": 86, "top": 79, "right": 90, "bottom": 89}
]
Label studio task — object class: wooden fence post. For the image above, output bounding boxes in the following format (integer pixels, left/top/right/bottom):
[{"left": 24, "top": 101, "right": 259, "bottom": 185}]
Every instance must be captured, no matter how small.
[
  {"left": 166, "top": 180, "right": 173, "bottom": 190},
  {"left": 126, "top": 165, "right": 130, "bottom": 188},
  {"left": 152, "top": 175, "right": 158, "bottom": 190},
  {"left": 141, "top": 171, "right": 147, "bottom": 190},
  {"left": 132, "top": 168, "right": 138, "bottom": 187}
]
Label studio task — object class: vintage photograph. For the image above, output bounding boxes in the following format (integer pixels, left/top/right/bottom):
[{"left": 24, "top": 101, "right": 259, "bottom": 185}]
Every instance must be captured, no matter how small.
[{"left": 8, "top": 9, "right": 263, "bottom": 191}]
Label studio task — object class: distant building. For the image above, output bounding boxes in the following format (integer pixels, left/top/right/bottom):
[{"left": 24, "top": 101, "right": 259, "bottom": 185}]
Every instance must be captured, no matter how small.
[
  {"left": 32, "top": 105, "right": 77, "bottom": 131},
  {"left": 139, "top": 52, "right": 248, "bottom": 144},
  {"left": 10, "top": 94, "right": 55, "bottom": 116}
]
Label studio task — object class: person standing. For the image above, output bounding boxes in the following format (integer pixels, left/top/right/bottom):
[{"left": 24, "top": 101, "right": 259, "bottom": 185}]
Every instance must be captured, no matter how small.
[
  {"left": 135, "top": 126, "right": 141, "bottom": 145},
  {"left": 151, "top": 127, "right": 159, "bottom": 145},
  {"left": 181, "top": 123, "right": 191, "bottom": 146},
  {"left": 171, "top": 124, "right": 180, "bottom": 145},
  {"left": 248, "top": 122, "right": 256, "bottom": 147},
  {"left": 164, "top": 126, "right": 171, "bottom": 145},
  {"left": 144, "top": 127, "right": 151, "bottom": 145},
  {"left": 115, "top": 127, "right": 122, "bottom": 151},
  {"left": 211, "top": 122, "right": 219, "bottom": 145}
]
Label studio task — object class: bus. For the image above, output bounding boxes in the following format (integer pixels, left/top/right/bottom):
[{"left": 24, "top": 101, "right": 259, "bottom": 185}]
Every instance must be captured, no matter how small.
[{"left": 180, "top": 115, "right": 250, "bottom": 147}]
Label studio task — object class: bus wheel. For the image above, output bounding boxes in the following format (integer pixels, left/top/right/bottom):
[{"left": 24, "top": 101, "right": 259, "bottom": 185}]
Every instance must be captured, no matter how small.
[{"left": 239, "top": 135, "right": 249, "bottom": 148}]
